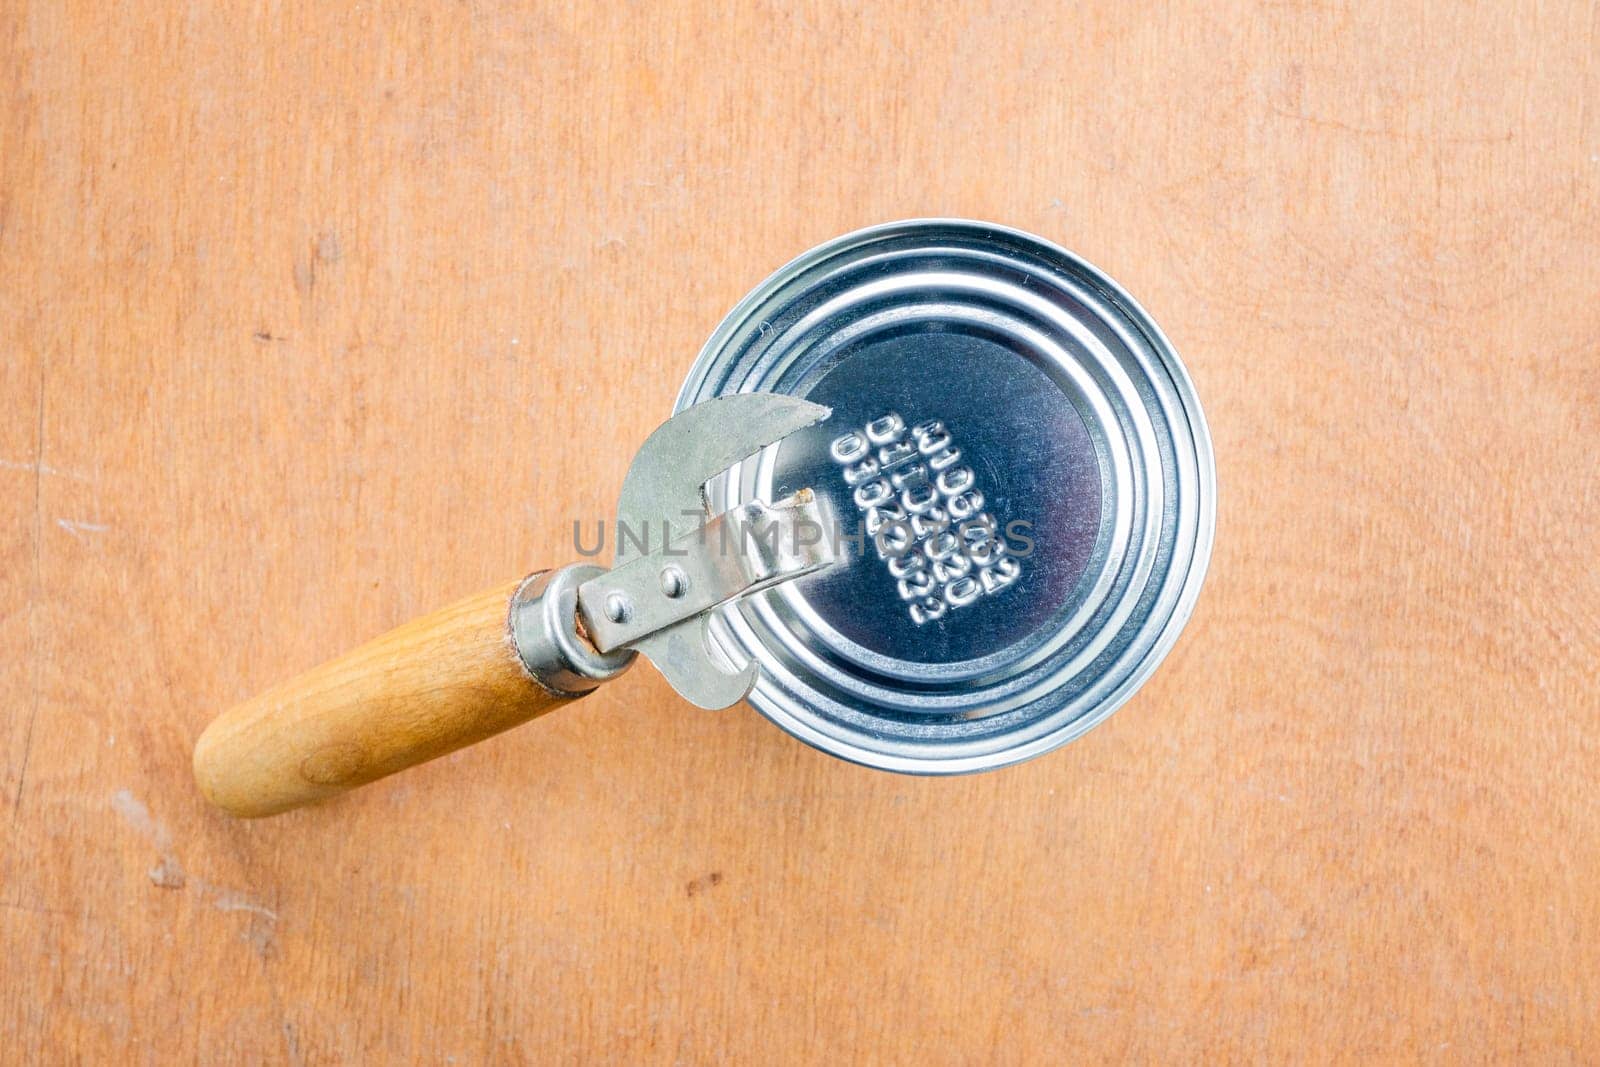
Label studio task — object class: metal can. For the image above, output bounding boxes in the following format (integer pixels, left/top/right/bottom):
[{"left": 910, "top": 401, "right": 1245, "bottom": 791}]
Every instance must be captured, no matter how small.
[{"left": 677, "top": 220, "right": 1215, "bottom": 774}]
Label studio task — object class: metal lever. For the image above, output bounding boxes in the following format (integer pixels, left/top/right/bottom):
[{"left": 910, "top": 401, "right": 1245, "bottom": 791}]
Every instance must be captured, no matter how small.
[{"left": 578, "top": 491, "right": 831, "bottom": 654}]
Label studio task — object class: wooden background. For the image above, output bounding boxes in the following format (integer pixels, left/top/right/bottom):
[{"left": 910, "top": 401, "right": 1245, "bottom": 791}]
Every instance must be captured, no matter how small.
[{"left": 4, "top": 2, "right": 1598, "bottom": 1062}]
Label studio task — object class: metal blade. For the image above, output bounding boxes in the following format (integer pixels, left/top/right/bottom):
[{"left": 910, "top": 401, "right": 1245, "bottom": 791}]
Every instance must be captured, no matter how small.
[{"left": 607, "top": 393, "right": 831, "bottom": 709}]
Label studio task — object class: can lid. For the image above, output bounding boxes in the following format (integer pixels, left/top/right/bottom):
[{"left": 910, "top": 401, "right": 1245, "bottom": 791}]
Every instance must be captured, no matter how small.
[{"left": 677, "top": 220, "right": 1215, "bottom": 774}]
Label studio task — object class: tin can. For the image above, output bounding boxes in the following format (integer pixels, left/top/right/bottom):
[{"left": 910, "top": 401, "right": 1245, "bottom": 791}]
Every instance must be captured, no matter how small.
[{"left": 677, "top": 220, "right": 1215, "bottom": 774}]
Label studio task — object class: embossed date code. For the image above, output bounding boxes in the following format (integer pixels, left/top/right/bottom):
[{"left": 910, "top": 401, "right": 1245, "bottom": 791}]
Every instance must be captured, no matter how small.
[{"left": 830, "top": 412, "right": 1022, "bottom": 625}]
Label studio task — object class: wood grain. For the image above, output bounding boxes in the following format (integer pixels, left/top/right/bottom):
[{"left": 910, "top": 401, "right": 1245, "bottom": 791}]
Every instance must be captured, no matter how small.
[
  {"left": 193, "top": 577, "right": 570, "bottom": 818},
  {"left": 3, "top": 1, "right": 1598, "bottom": 1061}
]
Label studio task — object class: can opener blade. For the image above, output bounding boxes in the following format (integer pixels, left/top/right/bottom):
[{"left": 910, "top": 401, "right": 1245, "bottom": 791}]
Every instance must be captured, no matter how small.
[{"left": 575, "top": 393, "right": 836, "bottom": 709}]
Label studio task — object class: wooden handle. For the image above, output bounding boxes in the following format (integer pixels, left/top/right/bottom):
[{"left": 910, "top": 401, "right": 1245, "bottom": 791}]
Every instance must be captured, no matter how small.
[{"left": 194, "top": 578, "right": 575, "bottom": 817}]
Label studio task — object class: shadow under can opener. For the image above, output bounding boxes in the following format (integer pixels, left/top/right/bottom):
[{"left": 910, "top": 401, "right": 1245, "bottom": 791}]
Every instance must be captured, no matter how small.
[{"left": 193, "top": 394, "right": 837, "bottom": 817}]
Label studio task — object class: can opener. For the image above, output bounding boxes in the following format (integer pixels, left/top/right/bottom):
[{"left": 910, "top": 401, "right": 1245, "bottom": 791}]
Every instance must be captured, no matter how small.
[{"left": 193, "top": 394, "right": 836, "bottom": 817}]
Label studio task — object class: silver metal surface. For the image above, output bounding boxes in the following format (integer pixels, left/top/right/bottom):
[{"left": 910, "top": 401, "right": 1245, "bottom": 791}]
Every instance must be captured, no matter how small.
[
  {"left": 677, "top": 219, "right": 1216, "bottom": 773},
  {"left": 608, "top": 393, "right": 835, "bottom": 709},
  {"left": 578, "top": 491, "right": 834, "bottom": 654},
  {"left": 509, "top": 566, "right": 635, "bottom": 697}
]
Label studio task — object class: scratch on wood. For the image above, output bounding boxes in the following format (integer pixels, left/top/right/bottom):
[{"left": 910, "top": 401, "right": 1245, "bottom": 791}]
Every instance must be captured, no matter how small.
[
  {"left": 109, "top": 790, "right": 279, "bottom": 921},
  {"left": 55, "top": 518, "right": 109, "bottom": 539},
  {"left": 212, "top": 893, "right": 279, "bottom": 921},
  {"left": 0, "top": 458, "right": 88, "bottom": 480},
  {"left": 110, "top": 789, "right": 181, "bottom": 885},
  {"left": 13, "top": 362, "right": 45, "bottom": 821}
]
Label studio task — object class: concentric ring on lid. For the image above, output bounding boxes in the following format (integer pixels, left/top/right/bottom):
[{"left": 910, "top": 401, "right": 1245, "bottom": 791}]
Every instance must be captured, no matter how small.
[{"left": 676, "top": 219, "right": 1215, "bottom": 774}]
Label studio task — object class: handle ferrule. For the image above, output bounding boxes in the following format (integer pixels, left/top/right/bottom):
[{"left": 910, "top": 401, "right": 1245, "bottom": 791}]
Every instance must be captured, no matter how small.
[{"left": 511, "top": 565, "right": 635, "bottom": 694}]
